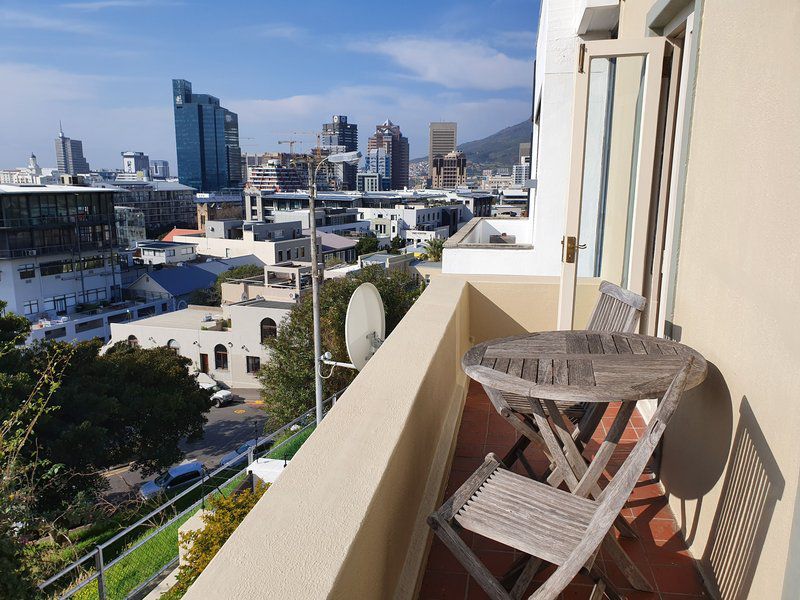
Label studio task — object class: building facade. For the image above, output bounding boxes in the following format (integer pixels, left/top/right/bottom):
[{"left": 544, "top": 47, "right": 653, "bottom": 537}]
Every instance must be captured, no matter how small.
[
  {"left": 54, "top": 125, "right": 90, "bottom": 175},
  {"left": 111, "top": 180, "right": 197, "bottom": 235},
  {"left": 322, "top": 115, "right": 358, "bottom": 190},
  {"left": 121, "top": 151, "right": 150, "bottom": 179},
  {"left": 195, "top": 192, "right": 244, "bottom": 229},
  {"left": 0, "top": 184, "right": 169, "bottom": 343},
  {"left": 149, "top": 160, "right": 170, "bottom": 179},
  {"left": 114, "top": 205, "right": 147, "bottom": 249},
  {"left": 428, "top": 122, "right": 457, "bottom": 166},
  {"left": 172, "top": 79, "right": 242, "bottom": 192},
  {"left": 367, "top": 119, "right": 409, "bottom": 190},
  {"left": 430, "top": 151, "right": 467, "bottom": 189}
]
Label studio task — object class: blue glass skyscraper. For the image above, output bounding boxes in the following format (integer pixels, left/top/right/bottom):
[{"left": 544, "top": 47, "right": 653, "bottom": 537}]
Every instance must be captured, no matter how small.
[{"left": 172, "top": 79, "right": 242, "bottom": 192}]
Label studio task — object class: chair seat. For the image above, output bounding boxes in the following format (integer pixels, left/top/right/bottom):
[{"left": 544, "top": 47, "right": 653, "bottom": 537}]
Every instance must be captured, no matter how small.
[{"left": 454, "top": 466, "right": 597, "bottom": 566}]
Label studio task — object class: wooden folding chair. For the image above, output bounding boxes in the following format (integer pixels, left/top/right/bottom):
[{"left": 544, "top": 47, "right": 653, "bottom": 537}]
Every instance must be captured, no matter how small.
[
  {"left": 497, "top": 281, "right": 646, "bottom": 473},
  {"left": 429, "top": 360, "right": 692, "bottom": 600}
]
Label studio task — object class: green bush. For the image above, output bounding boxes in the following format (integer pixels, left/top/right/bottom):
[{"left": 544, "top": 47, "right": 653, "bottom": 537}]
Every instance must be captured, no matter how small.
[{"left": 162, "top": 485, "right": 268, "bottom": 599}]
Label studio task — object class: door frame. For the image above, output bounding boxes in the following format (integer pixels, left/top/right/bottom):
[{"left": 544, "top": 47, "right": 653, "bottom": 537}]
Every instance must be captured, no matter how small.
[{"left": 557, "top": 37, "right": 667, "bottom": 330}]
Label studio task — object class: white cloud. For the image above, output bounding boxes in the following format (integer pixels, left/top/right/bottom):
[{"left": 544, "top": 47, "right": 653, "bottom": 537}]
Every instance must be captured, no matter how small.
[
  {"left": 0, "top": 63, "right": 174, "bottom": 169},
  {"left": 0, "top": 8, "right": 95, "bottom": 34},
  {"left": 351, "top": 37, "right": 532, "bottom": 91},
  {"left": 229, "top": 85, "right": 530, "bottom": 159}
]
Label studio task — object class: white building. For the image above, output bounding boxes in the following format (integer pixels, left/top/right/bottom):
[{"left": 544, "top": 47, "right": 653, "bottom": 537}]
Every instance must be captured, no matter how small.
[
  {"left": 108, "top": 262, "right": 310, "bottom": 388},
  {"left": 173, "top": 219, "right": 317, "bottom": 265},
  {"left": 0, "top": 184, "right": 170, "bottom": 343},
  {"left": 134, "top": 241, "right": 197, "bottom": 265},
  {"left": 121, "top": 151, "right": 151, "bottom": 180}
]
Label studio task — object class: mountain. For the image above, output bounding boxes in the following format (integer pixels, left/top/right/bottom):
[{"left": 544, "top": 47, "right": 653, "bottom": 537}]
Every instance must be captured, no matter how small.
[
  {"left": 411, "top": 119, "right": 532, "bottom": 171},
  {"left": 457, "top": 120, "right": 532, "bottom": 169}
]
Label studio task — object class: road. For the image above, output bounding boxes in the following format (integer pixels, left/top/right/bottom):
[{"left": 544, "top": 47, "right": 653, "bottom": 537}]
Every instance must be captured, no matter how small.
[{"left": 104, "top": 395, "right": 267, "bottom": 498}]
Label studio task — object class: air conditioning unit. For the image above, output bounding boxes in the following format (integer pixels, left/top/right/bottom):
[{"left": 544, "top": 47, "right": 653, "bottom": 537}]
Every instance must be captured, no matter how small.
[{"left": 25, "top": 249, "right": 37, "bottom": 256}]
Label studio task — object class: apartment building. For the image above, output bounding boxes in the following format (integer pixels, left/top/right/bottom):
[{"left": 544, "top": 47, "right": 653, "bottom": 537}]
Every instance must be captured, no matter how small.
[
  {"left": 133, "top": 241, "right": 197, "bottom": 265},
  {"left": 195, "top": 192, "right": 243, "bottom": 229},
  {"left": 430, "top": 150, "right": 467, "bottom": 189},
  {"left": 182, "top": 2, "right": 800, "bottom": 599},
  {"left": 172, "top": 219, "right": 317, "bottom": 265},
  {"left": 109, "top": 180, "right": 197, "bottom": 235},
  {"left": 108, "top": 262, "right": 310, "bottom": 388},
  {"left": 0, "top": 184, "right": 169, "bottom": 343}
]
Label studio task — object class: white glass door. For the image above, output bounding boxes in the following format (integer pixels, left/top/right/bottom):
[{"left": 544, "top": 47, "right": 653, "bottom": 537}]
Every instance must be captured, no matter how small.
[{"left": 557, "top": 38, "right": 667, "bottom": 330}]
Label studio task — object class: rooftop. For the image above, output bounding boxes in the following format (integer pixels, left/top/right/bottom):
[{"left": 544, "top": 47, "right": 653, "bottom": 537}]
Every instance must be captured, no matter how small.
[
  {"left": 0, "top": 183, "right": 119, "bottom": 194},
  {"left": 133, "top": 265, "right": 217, "bottom": 297},
  {"left": 137, "top": 241, "right": 195, "bottom": 249}
]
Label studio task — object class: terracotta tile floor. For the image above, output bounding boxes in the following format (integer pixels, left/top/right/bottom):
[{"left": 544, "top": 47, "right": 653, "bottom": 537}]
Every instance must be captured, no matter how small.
[{"left": 419, "top": 381, "right": 710, "bottom": 600}]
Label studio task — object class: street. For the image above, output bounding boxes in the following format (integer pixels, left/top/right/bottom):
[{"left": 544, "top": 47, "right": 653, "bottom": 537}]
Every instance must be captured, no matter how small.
[{"left": 104, "top": 395, "right": 267, "bottom": 498}]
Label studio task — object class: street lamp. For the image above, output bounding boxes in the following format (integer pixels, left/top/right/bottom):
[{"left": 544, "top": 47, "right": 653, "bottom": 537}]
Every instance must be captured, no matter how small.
[{"left": 305, "top": 150, "right": 361, "bottom": 425}]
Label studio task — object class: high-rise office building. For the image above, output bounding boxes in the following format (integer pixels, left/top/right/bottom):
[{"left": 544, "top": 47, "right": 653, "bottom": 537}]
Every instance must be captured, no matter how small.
[
  {"left": 367, "top": 119, "right": 409, "bottom": 190},
  {"left": 121, "top": 151, "right": 150, "bottom": 179},
  {"left": 54, "top": 124, "right": 91, "bottom": 176},
  {"left": 150, "top": 159, "right": 170, "bottom": 179},
  {"left": 322, "top": 115, "right": 358, "bottom": 190},
  {"left": 429, "top": 122, "right": 457, "bottom": 167},
  {"left": 431, "top": 151, "right": 467, "bottom": 189},
  {"left": 172, "top": 79, "right": 242, "bottom": 192}
]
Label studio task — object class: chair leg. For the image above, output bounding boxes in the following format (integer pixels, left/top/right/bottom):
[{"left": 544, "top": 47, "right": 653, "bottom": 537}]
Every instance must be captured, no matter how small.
[
  {"left": 614, "top": 514, "right": 639, "bottom": 540},
  {"left": 587, "top": 564, "right": 624, "bottom": 600},
  {"left": 502, "top": 433, "right": 531, "bottom": 467},
  {"left": 428, "top": 514, "right": 512, "bottom": 600},
  {"left": 510, "top": 556, "right": 543, "bottom": 600},
  {"left": 602, "top": 533, "right": 653, "bottom": 592}
]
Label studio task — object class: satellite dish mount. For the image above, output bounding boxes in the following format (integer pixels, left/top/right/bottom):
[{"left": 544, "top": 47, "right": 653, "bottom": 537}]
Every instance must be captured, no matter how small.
[{"left": 320, "top": 282, "right": 385, "bottom": 375}]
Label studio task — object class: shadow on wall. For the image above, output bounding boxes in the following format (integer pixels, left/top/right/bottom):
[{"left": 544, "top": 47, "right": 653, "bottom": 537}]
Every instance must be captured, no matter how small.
[
  {"left": 663, "top": 362, "right": 734, "bottom": 544},
  {"left": 700, "top": 396, "right": 785, "bottom": 599}
]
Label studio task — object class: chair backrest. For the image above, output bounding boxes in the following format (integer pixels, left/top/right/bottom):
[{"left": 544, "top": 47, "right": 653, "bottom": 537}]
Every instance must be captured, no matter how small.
[
  {"left": 530, "top": 359, "right": 693, "bottom": 600},
  {"left": 586, "top": 280, "right": 646, "bottom": 333}
]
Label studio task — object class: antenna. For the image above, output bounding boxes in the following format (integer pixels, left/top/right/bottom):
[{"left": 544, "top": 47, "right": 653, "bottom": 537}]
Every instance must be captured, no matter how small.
[{"left": 320, "top": 283, "right": 385, "bottom": 373}]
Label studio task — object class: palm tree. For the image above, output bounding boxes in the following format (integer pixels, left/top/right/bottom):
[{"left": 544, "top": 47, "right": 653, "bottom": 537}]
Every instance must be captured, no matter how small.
[{"left": 424, "top": 238, "right": 445, "bottom": 262}]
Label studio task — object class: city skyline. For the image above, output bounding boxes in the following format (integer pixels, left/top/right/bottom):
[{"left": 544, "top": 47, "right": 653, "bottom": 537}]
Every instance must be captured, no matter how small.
[{"left": 0, "top": 0, "right": 538, "bottom": 170}]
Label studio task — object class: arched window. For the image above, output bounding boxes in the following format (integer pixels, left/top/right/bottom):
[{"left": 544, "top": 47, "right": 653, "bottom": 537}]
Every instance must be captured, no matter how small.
[
  {"left": 167, "top": 339, "right": 180, "bottom": 353},
  {"left": 260, "top": 318, "right": 277, "bottom": 343},
  {"left": 214, "top": 344, "right": 228, "bottom": 370},
  {"left": 127, "top": 335, "right": 139, "bottom": 348}
]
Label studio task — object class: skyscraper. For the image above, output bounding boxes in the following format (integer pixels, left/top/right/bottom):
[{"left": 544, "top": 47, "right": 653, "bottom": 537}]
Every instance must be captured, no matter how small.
[
  {"left": 367, "top": 119, "right": 409, "bottom": 190},
  {"left": 121, "top": 151, "right": 150, "bottom": 179},
  {"left": 431, "top": 151, "right": 467, "bottom": 189},
  {"left": 172, "top": 79, "right": 242, "bottom": 192},
  {"left": 322, "top": 115, "right": 358, "bottom": 190},
  {"left": 54, "top": 123, "right": 91, "bottom": 176},
  {"left": 429, "top": 122, "right": 457, "bottom": 167}
]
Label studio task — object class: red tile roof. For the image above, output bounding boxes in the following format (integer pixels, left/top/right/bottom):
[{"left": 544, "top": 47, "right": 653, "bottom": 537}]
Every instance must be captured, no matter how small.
[{"left": 162, "top": 227, "right": 203, "bottom": 242}]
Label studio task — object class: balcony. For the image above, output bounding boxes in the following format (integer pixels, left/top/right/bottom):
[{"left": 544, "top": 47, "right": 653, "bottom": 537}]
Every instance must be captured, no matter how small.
[{"left": 180, "top": 273, "right": 782, "bottom": 599}]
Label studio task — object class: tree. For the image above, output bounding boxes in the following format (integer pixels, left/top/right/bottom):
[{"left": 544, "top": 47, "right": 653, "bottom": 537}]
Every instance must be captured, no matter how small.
[
  {"left": 0, "top": 301, "right": 73, "bottom": 599},
  {"left": 18, "top": 341, "right": 212, "bottom": 522},
  {"left": 191, "top": 264, "right": 264, "bottom": 306},
  {"left": 389, "top": 236, "right": 406, "bottom": 254},
  {"left": 423, "top": 238, "right": 445, "bottom": 262},
  {"left": 354, "top": 235, "right": 379, "bottom": 257},
  {"left": 258, "top": 265, "right": 423, "bottom": 428}
]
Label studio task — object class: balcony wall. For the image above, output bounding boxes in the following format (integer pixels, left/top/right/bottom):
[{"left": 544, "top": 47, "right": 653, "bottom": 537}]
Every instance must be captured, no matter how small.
[
  {"left": 655, "top": 1, "right": 800, "bottom": 597},
  {"left": 183, "top": 274, "right": 593, "bottom": 600}
]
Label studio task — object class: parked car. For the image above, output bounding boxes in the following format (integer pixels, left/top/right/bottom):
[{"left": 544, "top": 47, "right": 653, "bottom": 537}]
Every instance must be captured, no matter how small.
[
  {"left": 139, "top": 461, "right": 205, "bottom": 500},
  {"left": 197, "top": 373, "right": 234, "bottom": 407},
  {"left": 219, "top": 437, "right": 272, "bottom": 468},
  {"left": 210, "top": 388, "right": 234, "bottom": 407}
]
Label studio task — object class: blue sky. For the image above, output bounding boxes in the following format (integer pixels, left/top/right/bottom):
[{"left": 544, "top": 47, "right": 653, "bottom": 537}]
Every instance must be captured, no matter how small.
[{"left": 0, "top": 0, "right": 539, "bottom": 170}]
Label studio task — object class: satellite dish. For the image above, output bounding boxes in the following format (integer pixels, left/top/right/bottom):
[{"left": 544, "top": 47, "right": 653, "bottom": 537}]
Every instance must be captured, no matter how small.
[{"left": 344, "top": 283, "right": 385, "bottom": 371}]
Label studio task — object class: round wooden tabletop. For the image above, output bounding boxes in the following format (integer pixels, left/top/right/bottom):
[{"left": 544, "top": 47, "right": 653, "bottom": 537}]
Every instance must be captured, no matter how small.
[{"left": 462, "top": 330, "right": 707, "bottom": 404}]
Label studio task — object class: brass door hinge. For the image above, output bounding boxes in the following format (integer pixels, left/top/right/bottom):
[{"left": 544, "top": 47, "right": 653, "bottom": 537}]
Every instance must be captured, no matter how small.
[{"left": 578, "top": 43, "right": 587, "bottom": 73}]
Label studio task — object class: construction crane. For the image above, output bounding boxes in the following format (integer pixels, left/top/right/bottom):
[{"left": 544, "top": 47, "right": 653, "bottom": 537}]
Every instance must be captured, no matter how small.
[
  {"left": 278, "top": 140, "right": 301, "bottom": 155},
  {"left": 273, "top": 131, "right": 323, "bottom": 153}
]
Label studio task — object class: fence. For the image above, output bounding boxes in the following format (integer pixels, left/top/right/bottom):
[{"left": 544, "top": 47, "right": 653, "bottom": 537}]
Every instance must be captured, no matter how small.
[{"left": 38, "top": 390, "right": 342, "bottom": 600}]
